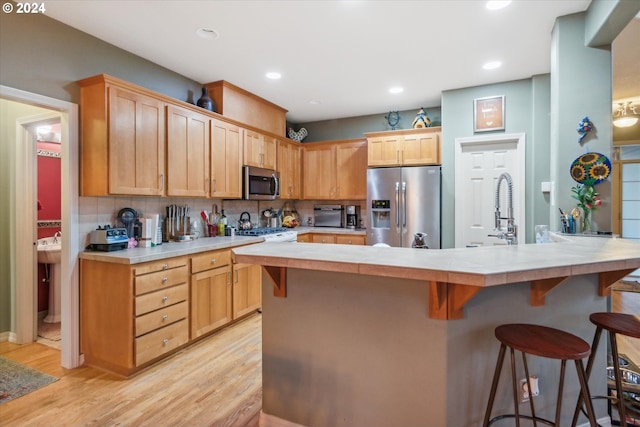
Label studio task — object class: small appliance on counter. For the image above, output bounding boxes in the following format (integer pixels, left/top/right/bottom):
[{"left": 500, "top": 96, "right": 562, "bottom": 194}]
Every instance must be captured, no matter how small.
[
  {"left": 117, "top": 208, "right": 141, "bottom": 240},
  {"left": 89, "top": 225, "right": 128, "bottom": 251},
  {"left": 345, "top": 205, "right": 361, "bottom": 229},
  {"left": 314, "top": 204, "right": 343, "bottom": 228}
]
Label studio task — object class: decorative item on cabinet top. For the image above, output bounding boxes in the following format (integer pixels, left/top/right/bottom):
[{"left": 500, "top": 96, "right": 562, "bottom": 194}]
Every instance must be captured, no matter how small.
[
  {"left": 412, "top": 108, "right": 432, "bottom": 128},
  {"left": 196, "top": 87, "right": 215, "bottom": 112},
  {"left": 287, "top": 127, "right": 308, "bottom": 142},
  {"left": 385, "top": 111, "right": 400, "bottom": 130}
]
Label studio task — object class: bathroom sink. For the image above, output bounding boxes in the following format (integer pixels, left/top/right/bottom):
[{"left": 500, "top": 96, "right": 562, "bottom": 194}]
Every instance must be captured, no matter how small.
[{"left": 37, "top": 237, "right": 61, "bottom": 264}]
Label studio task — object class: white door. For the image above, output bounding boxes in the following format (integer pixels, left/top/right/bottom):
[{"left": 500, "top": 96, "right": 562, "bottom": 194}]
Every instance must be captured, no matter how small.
[{"left": 455, "top": 134, "right": 526, "bottom": 248}]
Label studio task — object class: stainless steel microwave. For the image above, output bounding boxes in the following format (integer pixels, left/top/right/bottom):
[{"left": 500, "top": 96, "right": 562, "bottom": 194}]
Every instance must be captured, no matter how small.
[{"left": 243, "top": 166, "right": 280, "bottom": 200}]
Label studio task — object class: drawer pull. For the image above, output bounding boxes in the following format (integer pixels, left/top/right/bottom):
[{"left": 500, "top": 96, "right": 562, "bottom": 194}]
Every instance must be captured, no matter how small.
[
  {"left": 162, "top": 277, "right": 169, "bottom": 283},
  {"left": 163, "top": 338, "right": 169, "bottom": 345},
  {"left": 211, "top": 259, "right": 216, "bottom": 264},
  {"left": 162, "top": 263, "right": 169, "bottom": 270},
  {"left": 162, "top": 296, "right": 169, "bottom": 302},
  {"left": 162, "top": 314, "right": 169, "bottom": 321}
]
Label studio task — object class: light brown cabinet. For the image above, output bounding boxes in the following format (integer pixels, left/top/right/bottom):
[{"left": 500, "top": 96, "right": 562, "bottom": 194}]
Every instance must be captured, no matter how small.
[
  {"left": 277, "top": 138, "right": 302, "bottom": 199},
  {"left": 211, "top": 119, "right": 243, "bottom": 198},
  {"left": 244, "top": 129, "right": 277, "bottom": 169},
  {"left": 78, "top": 75, "right": 166, "bottom": 196},
  {"left": 80, "top": 256, "right": 189, "bottom": 377},
  {"left": 166, "top": 105, "right": 210, "bottom": 197},
  {"left": 303, "top": 233, "right": 366, "bottom": 245},
  {"left": 232, "top": 263, "right": 262, "bottom": 319},
  {"left": 366, "top": 127, "right": 441, "bottom": 167},
  {"left": 302, "top": 139, "right": 367, "bottom": 200},
  {"left": 190, "top": 249, "right": 233, "bottom": 339}
]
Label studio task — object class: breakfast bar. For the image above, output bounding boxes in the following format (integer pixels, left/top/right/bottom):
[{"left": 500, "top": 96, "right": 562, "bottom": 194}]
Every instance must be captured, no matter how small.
[{"left": 232, "top": 236, "right": 640, "bottom": 427}]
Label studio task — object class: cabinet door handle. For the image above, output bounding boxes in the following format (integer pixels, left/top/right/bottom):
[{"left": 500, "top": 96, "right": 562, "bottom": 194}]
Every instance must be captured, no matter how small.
[
  {"left": 212, "top": 178, "right": 217, "bottom": 193},
  {"left": 162, "top": 277, "right": 168, "bottom": 283},
  {"left": 160, "top": 174, "right": 165, "bottom": 191},
  {"left": 162, "top": 314, "right": 169, "bottom": 321},
  {"left": 227, "top": 272, "right": 232, "bottom": 285},
  {"left": 163, "top": 338, "right": 169, "bottom": 346}
]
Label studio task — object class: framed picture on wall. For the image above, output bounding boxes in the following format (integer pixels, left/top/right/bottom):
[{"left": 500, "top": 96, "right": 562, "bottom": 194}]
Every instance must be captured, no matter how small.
[{"left": 474, "top": 95, "right": 505, "bottom": 132}]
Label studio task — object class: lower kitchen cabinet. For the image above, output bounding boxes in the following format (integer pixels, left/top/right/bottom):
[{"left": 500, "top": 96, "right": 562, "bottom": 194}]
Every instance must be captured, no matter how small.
[
  {"left": 304, "top": 233, "right": 366, "bottom": 245},
  {"left": 233, "top": 263, "right": 262, "bottom": 318},
  {"left": 80, "top": 256, "right": 190, "bottom": 377},
  {"left": 190, "top": 249, "right": 232, "bottom": 339}
]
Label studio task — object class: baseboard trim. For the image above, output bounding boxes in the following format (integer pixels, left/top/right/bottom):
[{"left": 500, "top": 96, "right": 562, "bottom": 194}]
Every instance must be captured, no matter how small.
[{"left": 259, "top": 411, "right": 307, "bottom": 427}]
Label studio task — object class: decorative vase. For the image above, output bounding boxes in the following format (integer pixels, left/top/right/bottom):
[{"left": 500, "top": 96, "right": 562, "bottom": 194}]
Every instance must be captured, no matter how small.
[
  {"left": 582, "top": 209, "right": 592, "bottom": 233},
  {"left": 196, "top": 87, "right": 214, "bottom": 112}
]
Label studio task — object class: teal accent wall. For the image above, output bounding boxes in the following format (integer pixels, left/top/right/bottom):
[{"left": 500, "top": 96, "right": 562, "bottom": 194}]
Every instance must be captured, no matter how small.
[
  {"left": 293, "top": 107, "right": 441, "bottom": 143},
  {"left": 441, "top": 77, "right": 551, "bottom": 248}
]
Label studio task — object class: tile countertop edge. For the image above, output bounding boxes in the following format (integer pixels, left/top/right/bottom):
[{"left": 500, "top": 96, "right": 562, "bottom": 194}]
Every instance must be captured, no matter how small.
[
  {"left": 231, "top": 237, "right": 640, "bottom": 288},
  {"left": 78, "top": 236, "right": 265, "bottom": 264}
]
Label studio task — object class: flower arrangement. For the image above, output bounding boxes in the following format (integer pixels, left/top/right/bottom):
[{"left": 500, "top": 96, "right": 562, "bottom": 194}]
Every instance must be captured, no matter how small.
[{"left": 571, "top": 184, "right": 602, "bottom": 232}]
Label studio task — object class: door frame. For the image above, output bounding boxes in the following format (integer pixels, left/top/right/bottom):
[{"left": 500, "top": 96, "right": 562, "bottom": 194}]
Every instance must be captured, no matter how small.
[
  {"left": 454, "top": 133, "right": 526, "bottom": 248},
  {"left": 1, "top": 85, "right": 81, "bottom": 369}
]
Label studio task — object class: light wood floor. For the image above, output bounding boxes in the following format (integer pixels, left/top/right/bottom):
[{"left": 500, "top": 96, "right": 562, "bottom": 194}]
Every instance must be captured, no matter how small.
[
  {"left": 1, "top": 293, "right": 638, "bottom": 427},
  {"left": 0, "top": 314, "right": 262, "bottom": 427}
]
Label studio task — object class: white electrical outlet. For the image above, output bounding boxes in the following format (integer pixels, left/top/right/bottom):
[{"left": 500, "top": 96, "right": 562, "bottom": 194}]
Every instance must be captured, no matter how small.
[{"left": 519, "top": 376, "right": 540, "bottom": 403}]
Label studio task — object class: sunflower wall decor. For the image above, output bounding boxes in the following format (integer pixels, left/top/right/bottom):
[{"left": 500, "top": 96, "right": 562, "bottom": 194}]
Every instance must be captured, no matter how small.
[{"left": 569, "top": 152, "right": 611, "bottom": 233}]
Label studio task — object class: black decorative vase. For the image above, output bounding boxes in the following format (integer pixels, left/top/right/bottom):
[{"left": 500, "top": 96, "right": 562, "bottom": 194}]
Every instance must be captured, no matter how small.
[{"left": 196, "top": 87, "right": 214, "bottom": 112}]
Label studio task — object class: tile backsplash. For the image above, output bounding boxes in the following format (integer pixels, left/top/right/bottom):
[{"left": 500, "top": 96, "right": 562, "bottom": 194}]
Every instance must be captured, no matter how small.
[{"left": 78, "top": 196, "right": 367, "bottom": 247}]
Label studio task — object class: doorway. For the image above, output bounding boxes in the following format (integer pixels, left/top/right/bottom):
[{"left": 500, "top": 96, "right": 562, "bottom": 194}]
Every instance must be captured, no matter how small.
[
  {"left": 454, "top": 133, "right": 526, "bottom": 248},
  {"left": 0, "top": 85, "right": 81, "bottom": 369}
]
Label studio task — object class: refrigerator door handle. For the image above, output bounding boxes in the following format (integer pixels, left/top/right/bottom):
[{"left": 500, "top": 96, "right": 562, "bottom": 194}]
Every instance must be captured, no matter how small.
[
  {"left": 395, "top": 182, "right": 400, "bottom": 230},
  {"left": 402, "top": 181, "right": 407, "bottom": 228}
]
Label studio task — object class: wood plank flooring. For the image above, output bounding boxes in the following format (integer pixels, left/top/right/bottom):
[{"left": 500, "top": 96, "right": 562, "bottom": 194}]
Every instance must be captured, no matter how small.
[
  {"left": 0, "top": 292, "right": 637, "bottom": 427},
  {"left": 0, "top": 314, "right": 262, "bottom": 427}
]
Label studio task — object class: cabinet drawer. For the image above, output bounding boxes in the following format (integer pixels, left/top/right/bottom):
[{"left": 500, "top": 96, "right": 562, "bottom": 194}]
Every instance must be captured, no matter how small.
[
  {"left": 135, "top": 265, "right": 188, "bottom": 295},
  {"left": 191, "top": 249, "right": 231, "bottom": 274},
  {"left": 135, "top": 300, "right": 189, "bottom": 337},
  {"left": 135, "top": 318, "right": 189, "bottom": 366},
  {"left": 135, "top": 283, "right": 188, "bottom": 316},
  {"left": 336, "top": 235, "right": 366, "bottom": 245},
  {"left": 133, "top": 257, "right": 187, "bottom": 276},
  {"left": 312, "top": 234, "right": 336, "bottom": 244}
]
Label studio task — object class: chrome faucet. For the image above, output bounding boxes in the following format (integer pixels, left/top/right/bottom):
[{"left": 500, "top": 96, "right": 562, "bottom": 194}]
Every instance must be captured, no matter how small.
[
  {"left": 53, "top": 231, "right": 62, "bottom": 244},
  {"left": 488, "top": 172, "right": 518, "bottom": 245}
]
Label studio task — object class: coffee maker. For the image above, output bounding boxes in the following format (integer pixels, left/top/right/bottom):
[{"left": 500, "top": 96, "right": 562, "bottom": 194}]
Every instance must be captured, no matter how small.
[{"left": 345, "top": 205, "right": 360, "bottom": 229}]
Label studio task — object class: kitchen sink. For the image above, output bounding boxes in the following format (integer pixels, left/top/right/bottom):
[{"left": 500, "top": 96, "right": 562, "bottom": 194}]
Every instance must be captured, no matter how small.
[{"left": 37, "top": 237, "right": 61, "bottom": 264}]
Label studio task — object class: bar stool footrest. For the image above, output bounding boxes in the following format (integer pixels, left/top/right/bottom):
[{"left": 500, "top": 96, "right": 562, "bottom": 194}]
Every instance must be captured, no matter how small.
[{"left": 488, "top": 414, "right": 555, "bottom": 426}]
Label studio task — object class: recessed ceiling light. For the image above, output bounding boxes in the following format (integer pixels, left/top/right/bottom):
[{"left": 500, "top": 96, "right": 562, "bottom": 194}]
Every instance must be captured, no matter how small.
[
  {"left": 196, "top": 28, "right": 219, "bottom": 40},
  {"left": 266, "top": 72, "right": 282, "bottom": 80},
  {"left": 486, "top": 1, "right": 511, "bottom": 10},
  {"left": 309, "top": 100, "right": 321, "bottom": 105},
  {"left": 483, "top": 61, "right": 502, "bottom": 70},
  {"left": 389, "top": 87, "right": 404, "bottom": 94}
]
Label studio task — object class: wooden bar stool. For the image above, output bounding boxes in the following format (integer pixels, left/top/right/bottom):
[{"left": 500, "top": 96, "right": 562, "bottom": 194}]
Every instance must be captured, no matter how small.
[
  {"left": 483, "top": 323, "right": 597, "bottom": 427},
  {"left": 572, "top": 312, "right": 640, "bottom": 427}
]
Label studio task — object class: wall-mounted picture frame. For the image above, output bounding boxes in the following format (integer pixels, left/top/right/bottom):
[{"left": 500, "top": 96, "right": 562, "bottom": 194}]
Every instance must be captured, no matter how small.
[{"left": 474, "top": 95, "right": 505, "bottom": 132}]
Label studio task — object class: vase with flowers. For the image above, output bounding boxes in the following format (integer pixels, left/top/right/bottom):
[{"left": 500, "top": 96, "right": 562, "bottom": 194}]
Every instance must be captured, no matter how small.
[{"left": 571, "top": 184, "right": 602, "bottom": 233}]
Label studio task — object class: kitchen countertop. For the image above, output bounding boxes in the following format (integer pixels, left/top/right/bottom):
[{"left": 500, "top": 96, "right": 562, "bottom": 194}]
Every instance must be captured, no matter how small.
[
  {"left": 78, "top": 235, "right": 264, "bottom": 264},
  {"left": 233, "top": 234, "right": 640, "bottom": 287},
  {"left": 233, "top": 234, "right": 640, "bottom": 320}
]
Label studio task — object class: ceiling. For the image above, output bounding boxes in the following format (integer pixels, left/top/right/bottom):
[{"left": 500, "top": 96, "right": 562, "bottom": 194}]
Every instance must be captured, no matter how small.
[{"left": 43, "top": 1, "right": 636, "bottom": 123}]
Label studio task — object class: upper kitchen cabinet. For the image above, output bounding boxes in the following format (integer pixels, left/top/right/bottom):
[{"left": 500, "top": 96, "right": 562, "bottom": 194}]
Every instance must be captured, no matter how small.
[
  {"left": 211, "top": 119, "right": 243, "bottom": 199},
  {"left": 244, "top": 129, "right": 277, "bottom": 169},
  {"left": 303, "top": 139, "right": 367, "bottom": 200},
  {"left": 166, "top": 105, "right": 210, "bottom": 198},
  {"left": 277, "top": 138, "right": 302, "bottom": 200},
  {"left": 78, "top": 74, "right": 166, "bottom": 196},
  {"left": 204, "top": 80, "right": 288, "bottom": 136},
  {"left": 366, "top": 127, "right": 441, "bottom": 167}
]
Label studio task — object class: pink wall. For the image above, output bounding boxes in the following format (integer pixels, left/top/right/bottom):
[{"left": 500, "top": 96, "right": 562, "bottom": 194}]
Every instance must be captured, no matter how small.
[{"left": 37, "top": 141, "right": 61, "bottom": 312}]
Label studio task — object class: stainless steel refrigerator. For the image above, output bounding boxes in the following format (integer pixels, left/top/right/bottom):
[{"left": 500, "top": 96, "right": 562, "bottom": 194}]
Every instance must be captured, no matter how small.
[{"left": 367, "top": 166, "right": 441, "bottom": 248}]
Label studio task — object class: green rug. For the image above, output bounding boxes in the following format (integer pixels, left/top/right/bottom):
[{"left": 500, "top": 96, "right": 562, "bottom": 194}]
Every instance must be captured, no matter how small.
[{"left": 0, "top": 356, "right": 58, "bottom": 404}]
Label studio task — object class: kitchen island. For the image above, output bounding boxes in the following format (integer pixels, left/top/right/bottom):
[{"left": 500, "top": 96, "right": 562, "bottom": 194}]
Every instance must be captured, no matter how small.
[{"left": 232, "top": 236, "right": 640, "bottom": 427}]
